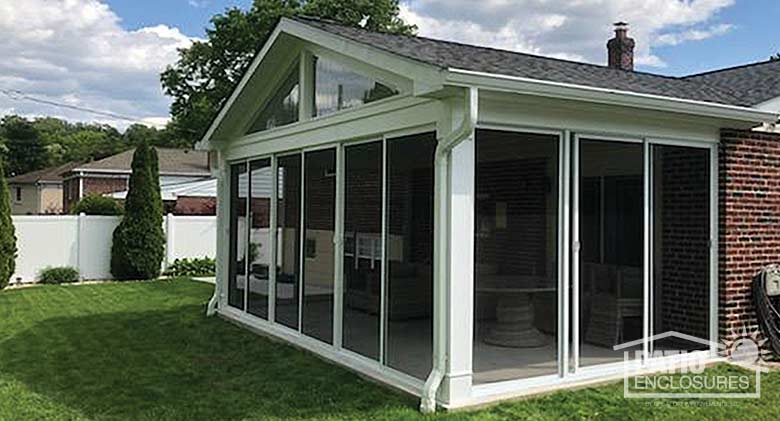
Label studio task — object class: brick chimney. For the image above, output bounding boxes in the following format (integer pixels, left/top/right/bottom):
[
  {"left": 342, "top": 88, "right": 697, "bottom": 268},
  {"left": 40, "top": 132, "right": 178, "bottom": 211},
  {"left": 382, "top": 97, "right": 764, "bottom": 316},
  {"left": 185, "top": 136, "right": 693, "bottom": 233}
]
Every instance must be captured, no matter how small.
[{"left": 607, "top": 22, "right": 635, "bottom": 71}]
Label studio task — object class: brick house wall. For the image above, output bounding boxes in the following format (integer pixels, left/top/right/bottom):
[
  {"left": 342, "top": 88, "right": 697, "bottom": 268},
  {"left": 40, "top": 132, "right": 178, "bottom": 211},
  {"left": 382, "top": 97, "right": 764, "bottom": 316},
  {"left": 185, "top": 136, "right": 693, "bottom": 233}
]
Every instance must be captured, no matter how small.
[
  {"left": 719, "top": 128, "right": 780, "bottom": 343},
  {"left": 62, "top": 175, "right": 128, "bottom": 213},
  {"left": 83, "top": 176, "right": 128, "bottom": 196},
  {"left": 656, "top": 146, "right": 711, "bottom": 340},
  {"left": 174, "top": 196, "right": 218, "bottom": 216}
]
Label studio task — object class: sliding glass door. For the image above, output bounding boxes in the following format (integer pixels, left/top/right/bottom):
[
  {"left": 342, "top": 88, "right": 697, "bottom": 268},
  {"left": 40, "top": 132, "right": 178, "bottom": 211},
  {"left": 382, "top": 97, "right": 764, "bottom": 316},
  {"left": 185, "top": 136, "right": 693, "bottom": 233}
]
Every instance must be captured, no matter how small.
[
  {"left": 342, "top": 141, "right": 383, "bottom": 360},
  {"left": 473, "top": 129, "right": 560, "bottom": 384},
  {"left": 572, "top": 136, "right": 712, "bottom": 371},
  {"left": 302, "top": 148, "right": 337, "bottom": 344},
  {"left": 470, "top": 129, "right": 713, "bottom": 385},
  {"left": 651, "top": 145, "right": 711, "bottom": 352},
  {"left": 576, "top": 138, "right": 644, "bottom": 367}
]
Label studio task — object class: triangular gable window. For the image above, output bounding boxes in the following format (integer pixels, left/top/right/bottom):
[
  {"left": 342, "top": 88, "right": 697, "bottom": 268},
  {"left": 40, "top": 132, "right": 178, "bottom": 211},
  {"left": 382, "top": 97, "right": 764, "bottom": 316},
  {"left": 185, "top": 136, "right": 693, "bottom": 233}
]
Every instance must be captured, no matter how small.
[
  {"left": 314, "top": 56, "right": 398, "bottom": 117},
  {"left": 247, "top": 61, "right": 300, "bottom": 134}
]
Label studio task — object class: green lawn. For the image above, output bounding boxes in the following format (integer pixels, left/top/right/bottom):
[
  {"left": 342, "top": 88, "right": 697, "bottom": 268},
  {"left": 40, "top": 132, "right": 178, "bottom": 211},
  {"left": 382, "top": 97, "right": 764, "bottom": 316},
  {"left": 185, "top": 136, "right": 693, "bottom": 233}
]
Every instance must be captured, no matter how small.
[{"left": 0, "top": 279, "right": 778, "bottom": 420}]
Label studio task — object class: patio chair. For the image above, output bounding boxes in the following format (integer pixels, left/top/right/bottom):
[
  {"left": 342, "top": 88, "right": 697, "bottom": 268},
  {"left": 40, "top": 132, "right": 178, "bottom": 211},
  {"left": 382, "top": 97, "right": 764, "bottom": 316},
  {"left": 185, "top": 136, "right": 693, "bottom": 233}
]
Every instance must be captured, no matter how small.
[{"left": 584, "top": 264, "right": 642, "bottom": 347}]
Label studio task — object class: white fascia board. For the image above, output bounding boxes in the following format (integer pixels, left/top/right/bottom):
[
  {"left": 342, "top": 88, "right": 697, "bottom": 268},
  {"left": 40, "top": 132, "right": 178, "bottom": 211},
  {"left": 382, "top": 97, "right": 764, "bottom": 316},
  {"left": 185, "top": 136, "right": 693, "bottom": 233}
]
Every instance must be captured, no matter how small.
[{"left": 446, "top": 68, "right": 779, "bottom": 124}]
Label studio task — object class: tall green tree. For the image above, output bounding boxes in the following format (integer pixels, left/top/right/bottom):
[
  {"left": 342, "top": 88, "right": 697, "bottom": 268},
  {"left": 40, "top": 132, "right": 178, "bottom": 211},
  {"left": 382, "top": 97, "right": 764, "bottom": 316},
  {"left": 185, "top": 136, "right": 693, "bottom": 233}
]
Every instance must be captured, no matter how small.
[
  {"left": 0, "top": 159, "right": 16, "bottom": 289},
  {"left": 110, "top": 141, "right": 165, "bottom": 280},
  {"left": 160, "top": 0, "right": 415, "bottom": 144},
  {"left": 0, "top": 116, "right": 50, "bottom": 177}
]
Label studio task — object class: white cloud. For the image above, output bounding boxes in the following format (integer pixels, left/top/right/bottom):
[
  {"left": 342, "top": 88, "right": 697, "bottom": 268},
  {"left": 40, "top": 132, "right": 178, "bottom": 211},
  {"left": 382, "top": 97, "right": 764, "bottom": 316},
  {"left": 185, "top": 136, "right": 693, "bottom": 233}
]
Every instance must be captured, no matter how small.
[
  {"left": 401, "top": 0, "right": 735, "bottom": 69},
  {"left": 655, "top": 23, "right": 734, "bottom": 46},
  {"left": 188, "top": 0, "right": 210, "bottom": 8},
  {"left": 0, "top": 0, "right": 194, "bottom": 130}
]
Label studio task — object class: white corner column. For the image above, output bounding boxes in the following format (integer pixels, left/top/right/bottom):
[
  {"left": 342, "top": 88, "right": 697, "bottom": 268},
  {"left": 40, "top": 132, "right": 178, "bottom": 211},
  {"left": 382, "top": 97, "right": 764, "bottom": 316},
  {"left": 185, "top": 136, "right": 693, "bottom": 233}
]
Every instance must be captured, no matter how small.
[
  {"left": 439, "top": 130, "right": 476, "bottom": 405},
  {"left": 213, "top": 153, "right": 231, "bottom": 313}
]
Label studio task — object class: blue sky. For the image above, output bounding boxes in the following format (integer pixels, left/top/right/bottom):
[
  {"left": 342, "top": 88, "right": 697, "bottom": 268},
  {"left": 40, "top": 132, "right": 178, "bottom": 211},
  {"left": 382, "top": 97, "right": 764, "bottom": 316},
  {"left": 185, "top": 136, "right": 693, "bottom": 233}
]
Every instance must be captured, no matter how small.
[
  {"left": 104, "top": 0, "right": 780, "bottom": 76},
  {"left": 2, "top": 0, "right": 778, "bottom": 129}
]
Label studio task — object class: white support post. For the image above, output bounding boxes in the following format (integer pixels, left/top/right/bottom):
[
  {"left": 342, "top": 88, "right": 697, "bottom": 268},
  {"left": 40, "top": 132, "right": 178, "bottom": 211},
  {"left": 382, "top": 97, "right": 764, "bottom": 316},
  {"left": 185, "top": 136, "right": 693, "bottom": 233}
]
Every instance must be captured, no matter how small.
[
  {"left": 269, "top": 156, "right": 278, "bottom": 323},
  {"left": 165, "top": 213, "right": 175, "bottom": 271},
  {"left": 440, "top": 128, "right": 475, "bottom": 404},
  {"left": 299, "top": 51, "right": 314, "bottom": 121},
  {"left": 209, "top": 157, "right": 229, "bottom": 316},
  {"left": 333, "top": 144, "right": 345, "bottom": 348},
  {"left": 77, "top": 212, "right": 86, "bottom": 280},
  {"left": 709, "top": 144, "right": 719, "bottom": 355},
  {"left": 562, "top": 131, "right": 573, "bottom": 375},
  {"left": 642, "top": 140, "right": 651, "bottom": 362}
]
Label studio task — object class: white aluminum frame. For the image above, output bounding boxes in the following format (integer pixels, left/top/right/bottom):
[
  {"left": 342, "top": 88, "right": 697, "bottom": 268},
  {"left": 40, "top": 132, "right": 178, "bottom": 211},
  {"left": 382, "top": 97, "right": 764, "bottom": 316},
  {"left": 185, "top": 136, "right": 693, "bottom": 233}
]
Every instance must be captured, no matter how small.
[
  {"left": 220, "top": 128, "right": 436, "bottom": 398},
  {"left": 469, "top": 129, "right": 719, "bottom": 401}
]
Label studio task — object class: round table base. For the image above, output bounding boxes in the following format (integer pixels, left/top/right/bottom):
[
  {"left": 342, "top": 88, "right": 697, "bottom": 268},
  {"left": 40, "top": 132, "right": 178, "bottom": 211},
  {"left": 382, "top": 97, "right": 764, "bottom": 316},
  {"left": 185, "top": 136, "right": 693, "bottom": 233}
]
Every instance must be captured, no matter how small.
[{"left": 483, "top": 291, "right": 550, "bottom": 348}]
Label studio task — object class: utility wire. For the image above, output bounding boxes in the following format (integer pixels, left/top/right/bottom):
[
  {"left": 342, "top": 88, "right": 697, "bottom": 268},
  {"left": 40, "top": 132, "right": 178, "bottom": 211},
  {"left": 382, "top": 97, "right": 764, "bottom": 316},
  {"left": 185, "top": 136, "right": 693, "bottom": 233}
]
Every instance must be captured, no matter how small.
[{"left": 0, "top": 88, "right": 165, "bottom": 128}]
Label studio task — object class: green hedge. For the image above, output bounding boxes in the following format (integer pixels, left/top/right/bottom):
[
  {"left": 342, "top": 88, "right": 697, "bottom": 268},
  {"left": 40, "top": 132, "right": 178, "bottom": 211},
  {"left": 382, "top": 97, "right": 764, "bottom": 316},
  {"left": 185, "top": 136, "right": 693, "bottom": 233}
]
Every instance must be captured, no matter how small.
[
  {"left": 39, "top": 266, "right": 80, "bottom": 284},
  {"left": 164, "top": 257, "right": 215, "bottom": 277},
  {"left": 70, "top": 194, "right": 123, "bottom": 215}
]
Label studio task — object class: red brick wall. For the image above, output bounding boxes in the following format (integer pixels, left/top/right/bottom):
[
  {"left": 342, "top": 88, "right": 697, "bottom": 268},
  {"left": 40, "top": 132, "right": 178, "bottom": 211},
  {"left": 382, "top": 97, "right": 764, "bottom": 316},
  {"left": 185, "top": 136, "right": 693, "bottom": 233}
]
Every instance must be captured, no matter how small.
[
  {"left": 174, "top": 196, "right": 217, "bottom": 215},
  {"left": 719, "top": 129, "right": 780, "bottom": 343},
  {"left": 83, "top": 176, "right": 127, "bottom": 196},
  {"left": 656, "top": 146, "right": 711, "bottom": 340}
]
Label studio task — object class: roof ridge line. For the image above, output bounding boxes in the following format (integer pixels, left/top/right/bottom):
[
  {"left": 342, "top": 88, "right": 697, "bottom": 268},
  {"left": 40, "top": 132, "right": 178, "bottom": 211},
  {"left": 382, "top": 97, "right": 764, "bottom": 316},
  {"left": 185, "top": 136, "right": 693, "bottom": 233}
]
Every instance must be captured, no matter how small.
[
  {"left": 684, "top": 58, "right": 780, "bottom": 79},
  {"left": 291, "top": 15, "right": 691, "bottom": 83}
]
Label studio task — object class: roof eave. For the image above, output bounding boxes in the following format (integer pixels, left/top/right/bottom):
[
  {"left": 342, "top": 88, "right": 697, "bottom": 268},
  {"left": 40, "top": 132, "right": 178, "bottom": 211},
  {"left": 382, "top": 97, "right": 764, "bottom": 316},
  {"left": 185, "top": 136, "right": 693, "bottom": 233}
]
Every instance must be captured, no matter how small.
[{"left": 446, "top": 68, "right": 779, "bottom": 125}]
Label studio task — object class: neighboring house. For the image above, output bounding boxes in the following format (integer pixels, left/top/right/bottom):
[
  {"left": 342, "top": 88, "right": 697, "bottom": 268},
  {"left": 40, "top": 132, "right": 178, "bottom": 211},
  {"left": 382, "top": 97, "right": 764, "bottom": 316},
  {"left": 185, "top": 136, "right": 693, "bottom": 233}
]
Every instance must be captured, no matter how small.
[
  {"left": 197, "top": 17, "right": 780, "bottom": 411},
  {"left": 109, "top": 178, "right": 220, "bottom": 215},
  {"left": 7, "top": 162, "right": 79, "bottom": 215},
  {"left": 62, "top": 148, "right": 211, "bottom": 213}
]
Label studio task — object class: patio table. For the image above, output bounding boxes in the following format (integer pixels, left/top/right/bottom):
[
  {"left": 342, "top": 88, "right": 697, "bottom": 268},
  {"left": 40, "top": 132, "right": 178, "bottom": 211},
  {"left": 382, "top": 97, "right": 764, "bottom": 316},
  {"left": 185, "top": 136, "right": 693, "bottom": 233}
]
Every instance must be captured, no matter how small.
[{"left": 477, "top": 275, "right": 555, "bottom": 348}]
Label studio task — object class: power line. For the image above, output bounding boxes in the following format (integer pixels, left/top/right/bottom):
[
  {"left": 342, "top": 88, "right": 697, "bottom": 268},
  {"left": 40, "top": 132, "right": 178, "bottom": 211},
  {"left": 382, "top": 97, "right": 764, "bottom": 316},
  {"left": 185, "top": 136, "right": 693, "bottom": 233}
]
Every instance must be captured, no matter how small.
[{"left": 0, "top": 88, "right": 165, "bottom": 128}]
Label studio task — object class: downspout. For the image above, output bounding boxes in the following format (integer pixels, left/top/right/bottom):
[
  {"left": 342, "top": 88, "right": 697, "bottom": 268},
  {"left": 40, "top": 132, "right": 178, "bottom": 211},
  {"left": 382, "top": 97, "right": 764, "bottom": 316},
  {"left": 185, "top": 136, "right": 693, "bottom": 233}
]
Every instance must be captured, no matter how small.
[
  {"left": 206, "top": 156, "right": 224, "bottom": 317},
  {"left": 420, "top": 86, "right": 478, "bottom": 413}
]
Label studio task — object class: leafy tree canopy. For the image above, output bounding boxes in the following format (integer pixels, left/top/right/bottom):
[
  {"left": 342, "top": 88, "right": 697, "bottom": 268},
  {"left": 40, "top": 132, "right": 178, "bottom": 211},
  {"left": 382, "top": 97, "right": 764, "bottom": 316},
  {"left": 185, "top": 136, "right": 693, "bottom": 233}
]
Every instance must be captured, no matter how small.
[
  {"left": 160, "top": 0, "right": 415, "bottom": 144},
  {"left": 0, "top": 116, "right": 188, "bottom": 177}
]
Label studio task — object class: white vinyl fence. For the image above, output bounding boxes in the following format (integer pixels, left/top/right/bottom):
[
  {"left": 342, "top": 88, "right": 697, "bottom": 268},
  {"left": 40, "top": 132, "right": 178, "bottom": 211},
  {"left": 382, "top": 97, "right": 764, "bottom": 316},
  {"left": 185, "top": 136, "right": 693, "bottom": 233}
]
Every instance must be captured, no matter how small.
[{"left": 11, "top": 214, "right": 216, "bottom": 283}]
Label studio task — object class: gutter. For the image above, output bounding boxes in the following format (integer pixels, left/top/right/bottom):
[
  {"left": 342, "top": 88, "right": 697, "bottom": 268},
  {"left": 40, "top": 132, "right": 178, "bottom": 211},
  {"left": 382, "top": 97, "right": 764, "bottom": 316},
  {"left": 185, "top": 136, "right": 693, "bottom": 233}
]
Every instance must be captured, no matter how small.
[
  {"left": 446, "top": 68, "right": 779, "bottom": 124},
  {"left": 420, "top": 86, "right": 478, "bottom": 414}
]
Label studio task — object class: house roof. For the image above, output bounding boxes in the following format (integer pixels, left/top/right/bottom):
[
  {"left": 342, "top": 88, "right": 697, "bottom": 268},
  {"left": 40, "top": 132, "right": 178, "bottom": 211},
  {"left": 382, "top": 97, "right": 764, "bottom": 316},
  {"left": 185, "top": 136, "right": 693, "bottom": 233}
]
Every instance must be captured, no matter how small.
[
  {"left": 684, "top": 59, "right": 780, "bottom": 106},
  {"left": 72, "top": 148, "right": 210, "bottom": 176},
  {"left": 292, "top": 16, "right": 747, "bottom": 107},
  {"left": 8, "top": 161, "right": 80, "bottom": 185}
]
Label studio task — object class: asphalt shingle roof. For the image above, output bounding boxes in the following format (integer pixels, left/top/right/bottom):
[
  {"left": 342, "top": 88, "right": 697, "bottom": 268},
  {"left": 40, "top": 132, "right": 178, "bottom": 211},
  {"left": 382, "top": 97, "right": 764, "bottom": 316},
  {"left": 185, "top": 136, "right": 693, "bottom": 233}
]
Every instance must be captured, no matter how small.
[
  {"left": 293, "top": 17, "right": 750, "bottom": 107},
  {"left": 8, "top": 162, "right": 80, "bottom": 184},
  {"left": 74, "top": 148, "right": 209, "bottom": 175},
  {"left": 684, "top": 60, "right": 780, "bottom": 106}
]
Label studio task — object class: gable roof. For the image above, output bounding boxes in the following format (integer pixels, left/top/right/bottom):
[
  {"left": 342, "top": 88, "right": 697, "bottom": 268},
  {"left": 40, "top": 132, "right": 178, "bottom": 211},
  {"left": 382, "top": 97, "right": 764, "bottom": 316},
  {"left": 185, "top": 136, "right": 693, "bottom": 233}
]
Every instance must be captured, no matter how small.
[
  {"left": 8, "top": 161, "right": 80, "bottom": 185},
  {"left": 684, "top": 59, "right": 780, "bottom": 106},
  {"left": 200, "top": 17, "right": 778, "bottom": 148},
  {"left": 292, "top": 16, "right": 746, "bottom": 107},
  {"left": 72, "top": 148, "right": 209, "bottom": 176}
]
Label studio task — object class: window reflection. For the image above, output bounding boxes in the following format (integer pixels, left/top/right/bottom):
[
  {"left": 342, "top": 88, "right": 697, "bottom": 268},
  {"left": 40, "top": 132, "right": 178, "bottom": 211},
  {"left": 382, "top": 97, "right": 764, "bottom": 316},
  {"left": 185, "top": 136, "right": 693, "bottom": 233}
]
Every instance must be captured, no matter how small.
[
  {"left": 385, "top": 133, "right": 435, "bottom": 379},
  {"left": 652, "top": 145, "right": 710, "bottom": 351},
  {"left": 247, "top": 158, "right": 272, "bottom": 319},
  {"left": 302, "top": 148, "right": 337, "bottom": 343},
  {"left": 275, "top": 155, "right": 302, "bottom": 330},
  {"left": 314, "top": 56, "right": 398, "bottom": 117},
  {"left": 579, "top": 139, "right": 644, "bottom": 367},
  {"left": 228, "top": 163, "right": 248, "bottom": 310},
  {"left": 343, "top": 141, "right": 383, "bottom": 360},
  {"left": 473, "top": 130, "right": 559, "bottom": 384},
  {"left": 247, "top": 61, "right": 300, "bottom": 134}
]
